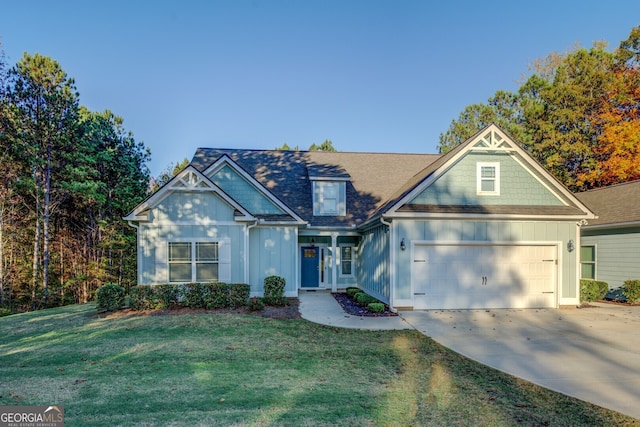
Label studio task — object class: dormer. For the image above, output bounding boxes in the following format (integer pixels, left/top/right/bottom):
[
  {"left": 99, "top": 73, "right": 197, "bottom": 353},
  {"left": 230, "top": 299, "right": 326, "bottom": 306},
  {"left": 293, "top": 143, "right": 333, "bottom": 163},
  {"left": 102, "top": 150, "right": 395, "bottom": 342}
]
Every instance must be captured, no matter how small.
[{"left": 307, "top": 162, "right": 350, "bottom": 217}]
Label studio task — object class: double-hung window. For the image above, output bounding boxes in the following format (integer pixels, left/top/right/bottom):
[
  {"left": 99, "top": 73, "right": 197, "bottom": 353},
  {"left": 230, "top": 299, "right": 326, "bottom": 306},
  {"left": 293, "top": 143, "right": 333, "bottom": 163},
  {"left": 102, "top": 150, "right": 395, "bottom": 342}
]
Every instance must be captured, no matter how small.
[
  {"left": 340, "top": 245, "right": 355, "bottom": 277},
  {"left": 168, "top": 241, "right": 219, "bottom": 282},
  {"left": 313, "top": 180, "right": 346, "bottom": 216},
  {"left": 477, "top": 162, "right": 500, "bottom": 195},
  {"left": 580, "top": 245, "right": 596, "bottom": 280}
]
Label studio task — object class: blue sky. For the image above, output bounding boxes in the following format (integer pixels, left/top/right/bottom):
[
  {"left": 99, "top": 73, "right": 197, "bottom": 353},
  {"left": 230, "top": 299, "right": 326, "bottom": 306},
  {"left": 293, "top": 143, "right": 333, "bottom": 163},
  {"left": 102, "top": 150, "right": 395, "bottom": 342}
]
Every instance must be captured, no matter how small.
[{"left": 2, "top": 1, "right": 639, "bottom": 176}]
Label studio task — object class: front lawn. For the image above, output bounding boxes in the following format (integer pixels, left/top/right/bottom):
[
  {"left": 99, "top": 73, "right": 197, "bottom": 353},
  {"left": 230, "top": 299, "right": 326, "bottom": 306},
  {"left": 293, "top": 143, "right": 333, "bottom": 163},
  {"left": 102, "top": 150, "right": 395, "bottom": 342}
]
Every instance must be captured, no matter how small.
[{"left": 0, "top": 303, "right": 637, "bottom": 426}]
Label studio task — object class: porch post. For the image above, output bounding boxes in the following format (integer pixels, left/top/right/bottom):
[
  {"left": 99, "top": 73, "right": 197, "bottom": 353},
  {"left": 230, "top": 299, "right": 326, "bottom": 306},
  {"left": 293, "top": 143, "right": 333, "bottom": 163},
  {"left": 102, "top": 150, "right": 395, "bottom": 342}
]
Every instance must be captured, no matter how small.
[{"left": 331, "top": 233, "right": 337, "bottom": 292}]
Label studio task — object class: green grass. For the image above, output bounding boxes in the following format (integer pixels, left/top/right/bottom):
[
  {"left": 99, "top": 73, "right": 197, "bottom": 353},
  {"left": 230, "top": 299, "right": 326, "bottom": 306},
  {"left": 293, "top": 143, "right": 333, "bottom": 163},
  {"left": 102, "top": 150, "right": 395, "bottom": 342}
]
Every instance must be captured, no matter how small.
[{"left": 0, "top": 304, "right": 638, "bottom": 426}]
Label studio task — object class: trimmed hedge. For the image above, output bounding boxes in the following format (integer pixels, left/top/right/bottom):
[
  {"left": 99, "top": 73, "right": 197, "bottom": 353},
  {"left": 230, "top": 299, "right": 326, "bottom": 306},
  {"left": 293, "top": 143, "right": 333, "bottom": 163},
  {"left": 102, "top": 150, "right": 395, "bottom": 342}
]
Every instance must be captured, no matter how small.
[
  {"left": 580, "top": 279, "right": 609, "bottom": 302},
  {"left": 622, "top": 280, "right": 640, "bottom": 303},
  {"left": 367, "top": 302, "right": 384, "bottom": 313},
  {"left": 264, "top": 275, "right": 287, "bottom": 306},
  {"left": 129, "top": 283, "right": 250, "bottom": 311},
  {"left": 95, "top": 283, "right": 126, "bottom": 311},
  {"left": 354, "top": 292, "right": 378, "bottom": 306},
  {"left": 346, "top": 288, "right": 362, "bottom": 299}
]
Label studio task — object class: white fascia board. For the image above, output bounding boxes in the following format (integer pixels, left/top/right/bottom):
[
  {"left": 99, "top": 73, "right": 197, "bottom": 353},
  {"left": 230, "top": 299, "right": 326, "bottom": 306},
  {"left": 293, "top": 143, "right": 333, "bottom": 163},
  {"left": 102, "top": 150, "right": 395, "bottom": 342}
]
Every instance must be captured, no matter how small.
[
  {"left": 386, "top": 211, "right": 595, "bottom": 221},
  {"left": 203, "top": 155, "right": 305, "bottom": 223},
  {"left": 126, "top": 165, "right": 254, "bottom": 222}
]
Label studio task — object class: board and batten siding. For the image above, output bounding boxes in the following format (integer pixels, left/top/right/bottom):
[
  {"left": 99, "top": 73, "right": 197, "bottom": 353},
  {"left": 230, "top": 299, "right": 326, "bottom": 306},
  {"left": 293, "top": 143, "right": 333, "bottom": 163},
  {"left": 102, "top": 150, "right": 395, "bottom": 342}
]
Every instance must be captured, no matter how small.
[
  {"left": 137, "top": 191, "right": 245, "bottom": 285},
  {"left": 410, "top": 152, "right": 564, "bottom": 206},
  {"left": 248, "top": 226, "right": 298, "bottom": 297},
  {"left": 581, "top": 227, "right": 640, "bottom": 289},
  {"left": 358, "top": 224, "right": 391, "bottom": 303},
  {"left": 393, "top": 219, "right": 579, "bottom": 306}
]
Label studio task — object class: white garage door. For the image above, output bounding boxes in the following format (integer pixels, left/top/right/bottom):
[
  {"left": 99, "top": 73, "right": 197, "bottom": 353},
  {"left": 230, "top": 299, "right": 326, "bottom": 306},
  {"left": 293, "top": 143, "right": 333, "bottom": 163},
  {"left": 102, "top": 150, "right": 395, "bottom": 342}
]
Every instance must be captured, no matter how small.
[{"left": 412, "top": 244, "right": 557, "bottom": 309}]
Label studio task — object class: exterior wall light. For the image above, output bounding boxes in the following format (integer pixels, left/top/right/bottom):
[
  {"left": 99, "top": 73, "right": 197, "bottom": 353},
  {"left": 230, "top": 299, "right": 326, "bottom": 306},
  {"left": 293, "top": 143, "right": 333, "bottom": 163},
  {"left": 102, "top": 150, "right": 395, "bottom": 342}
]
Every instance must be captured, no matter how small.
[
  {"left": 567, "top": 239, "right": 575, "bottom": 252},
  {"left": 400, "top": 238, "right": 406, "bottom": 251}
]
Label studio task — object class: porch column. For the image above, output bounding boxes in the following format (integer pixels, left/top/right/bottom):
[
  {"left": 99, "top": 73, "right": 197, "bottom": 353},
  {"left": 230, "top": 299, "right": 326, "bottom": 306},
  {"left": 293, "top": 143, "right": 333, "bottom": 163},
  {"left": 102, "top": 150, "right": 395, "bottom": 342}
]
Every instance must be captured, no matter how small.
[{"left": 331, "top": 233, "right": 337, "bottom": 292}]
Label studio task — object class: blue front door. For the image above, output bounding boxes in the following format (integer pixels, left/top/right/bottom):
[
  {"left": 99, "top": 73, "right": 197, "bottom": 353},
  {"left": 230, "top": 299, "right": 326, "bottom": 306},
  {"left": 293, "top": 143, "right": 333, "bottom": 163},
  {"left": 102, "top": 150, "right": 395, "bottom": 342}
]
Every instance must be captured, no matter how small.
[{"left": 300, "top": 246, "right": 319, "bottom": 288}]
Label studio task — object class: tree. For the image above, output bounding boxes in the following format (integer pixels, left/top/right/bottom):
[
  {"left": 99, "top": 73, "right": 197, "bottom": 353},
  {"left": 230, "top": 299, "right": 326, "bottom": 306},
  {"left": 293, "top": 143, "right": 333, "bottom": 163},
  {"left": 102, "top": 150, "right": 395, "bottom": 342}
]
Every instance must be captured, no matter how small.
[
  {"left": 3, "top": 53, "right": 81, "bottom": 304},
  {"left": 309, "top": 140, "right": 336, "bottom": 152},
  {"left": 149, "top": 158, "right": 188, "bottom": 193}
]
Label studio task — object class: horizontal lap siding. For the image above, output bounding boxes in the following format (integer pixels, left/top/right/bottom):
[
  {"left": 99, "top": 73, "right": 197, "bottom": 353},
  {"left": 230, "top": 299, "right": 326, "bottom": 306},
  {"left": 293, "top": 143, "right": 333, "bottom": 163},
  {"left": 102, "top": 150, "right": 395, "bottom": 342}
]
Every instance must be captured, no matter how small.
[{"left": 582, "top": 230, "right": 640, "bottom": 289}]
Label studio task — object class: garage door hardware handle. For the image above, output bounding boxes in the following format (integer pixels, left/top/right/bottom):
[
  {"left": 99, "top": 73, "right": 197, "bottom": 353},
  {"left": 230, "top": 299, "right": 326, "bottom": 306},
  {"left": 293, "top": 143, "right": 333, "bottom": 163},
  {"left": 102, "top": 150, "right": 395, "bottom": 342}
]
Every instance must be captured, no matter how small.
[
  {"left": 413, "top": 259, "right": 426, "bottom": 263},
  {"left": 414, "top": 292, "right": 426, "bottom": 295},
  {"left": 542, "top": 291, "right": 554, "bottom": 294},
  {"left": 482, "top": 276, "right": 487, "bottom": 285}
]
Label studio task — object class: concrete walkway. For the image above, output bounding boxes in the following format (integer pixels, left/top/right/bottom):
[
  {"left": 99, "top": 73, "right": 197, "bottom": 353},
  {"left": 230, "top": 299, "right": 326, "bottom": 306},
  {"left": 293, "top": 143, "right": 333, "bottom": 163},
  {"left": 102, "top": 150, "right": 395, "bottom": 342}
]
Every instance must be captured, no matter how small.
[{"left": 298, "top": 291, "right": 640, "bottom": 420}]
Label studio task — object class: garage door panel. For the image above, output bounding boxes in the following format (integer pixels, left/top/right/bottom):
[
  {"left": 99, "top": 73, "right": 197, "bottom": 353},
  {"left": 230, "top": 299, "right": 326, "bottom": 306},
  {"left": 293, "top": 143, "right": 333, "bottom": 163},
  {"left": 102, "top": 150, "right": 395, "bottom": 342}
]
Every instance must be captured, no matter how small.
[{"left": 412, "top": 244, "right": 556, "bottom": 310}]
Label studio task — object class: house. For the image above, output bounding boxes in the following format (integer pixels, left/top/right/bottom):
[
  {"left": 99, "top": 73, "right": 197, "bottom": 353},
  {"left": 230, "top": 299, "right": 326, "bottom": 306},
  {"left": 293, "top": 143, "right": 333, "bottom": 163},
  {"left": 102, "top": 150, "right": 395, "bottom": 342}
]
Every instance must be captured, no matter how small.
[
  {"left": 124, "top": 124, "right": 596, "bottom": 310},
  {"left": 576, "top": 180, "right": 640, "bottom": 290}
]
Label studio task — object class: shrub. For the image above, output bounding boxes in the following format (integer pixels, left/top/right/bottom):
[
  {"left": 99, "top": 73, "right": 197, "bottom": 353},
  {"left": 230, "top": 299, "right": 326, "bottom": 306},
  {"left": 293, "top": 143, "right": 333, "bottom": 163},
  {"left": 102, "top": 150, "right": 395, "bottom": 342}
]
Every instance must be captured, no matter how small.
[
  {"left": 228, "top": 283, "right": 251, "bottom": 308},
  {"left": 580, "top": 279, "right": 609, "bottom": 302},
  {"left": 346, "top": 288, "right": 361, "bottom": 299},
  {"left": 622, "top": 280, "right": 640, "bottom": 303},
  {"left": 264, "top": 276, "right": 287, "bottom": 306},
  {"left": 368, "top": 302, "right": 384, "bottom": 313},
  {"left": 355, "top": 292, "right": 378, "bottom": 306},
  {"left": 157, "top": 284, "right": 180, "bottom": 309},
  {"left": 95, "top": 283, "right": 126, "bottom": 311},
  {"left": 247, "top": 297, "right": 265, "bottom": 311},
  {"left": 182, "top": 283, "right": 206, "bottom": 308},
  {"left": 129, "top": 286, "right": 162, "bottom": 310},
  {"left": 0, "top": 308, "right": 12, "bottom": 317}
]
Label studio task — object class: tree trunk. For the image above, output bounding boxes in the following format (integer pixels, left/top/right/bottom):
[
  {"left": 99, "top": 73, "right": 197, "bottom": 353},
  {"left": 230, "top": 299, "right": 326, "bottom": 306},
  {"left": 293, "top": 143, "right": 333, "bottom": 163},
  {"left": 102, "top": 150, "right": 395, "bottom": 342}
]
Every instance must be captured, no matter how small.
[{"left": 42, "top": 141, "right": 52, "bottom": 301}]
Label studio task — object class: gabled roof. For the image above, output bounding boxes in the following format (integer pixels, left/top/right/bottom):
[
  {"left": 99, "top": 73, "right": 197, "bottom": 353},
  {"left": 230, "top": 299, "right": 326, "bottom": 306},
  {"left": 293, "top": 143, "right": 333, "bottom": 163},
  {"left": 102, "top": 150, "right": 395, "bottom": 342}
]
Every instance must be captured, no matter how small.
[
  {"left": 124, "top": 165, "right": 254, "bottom": 222},
  {"left": 375, "top": 124, "right": 595, "bottom": 222},
  {"left": 576, "top": 179, "right": 640, "bottom": 228},
  {"left": 191, "top": 148, "right": 440, "bottom": 227}
]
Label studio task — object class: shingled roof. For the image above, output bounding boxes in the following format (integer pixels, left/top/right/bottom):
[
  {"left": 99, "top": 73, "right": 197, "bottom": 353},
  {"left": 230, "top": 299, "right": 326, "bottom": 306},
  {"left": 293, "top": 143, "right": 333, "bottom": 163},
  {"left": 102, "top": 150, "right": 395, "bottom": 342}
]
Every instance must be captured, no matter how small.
[
  {"left": 576, "top": 180, "right": 640, "bottom": 227},
  {"left": 190, "top": 148, "right": 441, "bottom": 227}
]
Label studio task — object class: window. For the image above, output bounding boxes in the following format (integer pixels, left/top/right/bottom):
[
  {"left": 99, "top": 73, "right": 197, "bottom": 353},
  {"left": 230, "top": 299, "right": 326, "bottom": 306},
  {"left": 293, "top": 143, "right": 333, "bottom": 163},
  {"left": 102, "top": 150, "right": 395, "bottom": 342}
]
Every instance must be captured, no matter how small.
[
  {"left": 313, "top": 181, "right": 346, "bottom": 216},
  {"left": 477, "top": 162, "right": 500, "bottom": 195},
  {"left": 340, "top": 246, "right": 355, "bottom": 276},
  {"left": 168, "top": 242, "right": 219, "bottom": 282},
  {"left": 580, "top": 245, "right": 596, "bottom": 280}
]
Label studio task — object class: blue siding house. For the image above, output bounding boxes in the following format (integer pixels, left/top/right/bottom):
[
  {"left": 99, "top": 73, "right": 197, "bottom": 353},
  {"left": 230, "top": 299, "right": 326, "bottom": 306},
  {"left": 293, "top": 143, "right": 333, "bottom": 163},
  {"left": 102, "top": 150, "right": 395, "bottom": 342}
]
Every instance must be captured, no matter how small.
[{"left": 125, "top": 124, "right": 596, "bottom": 310}]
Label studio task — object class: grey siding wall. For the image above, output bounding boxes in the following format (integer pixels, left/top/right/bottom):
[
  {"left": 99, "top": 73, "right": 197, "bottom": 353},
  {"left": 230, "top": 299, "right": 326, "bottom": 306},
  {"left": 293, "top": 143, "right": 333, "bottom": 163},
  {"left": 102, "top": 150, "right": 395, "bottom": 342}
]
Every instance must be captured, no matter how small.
[
  {"left": 358, "top": 224, "right": 390, "bottom": 303},
  {"left": 581, "top": 227, "right": 640, "bottom": 289}
]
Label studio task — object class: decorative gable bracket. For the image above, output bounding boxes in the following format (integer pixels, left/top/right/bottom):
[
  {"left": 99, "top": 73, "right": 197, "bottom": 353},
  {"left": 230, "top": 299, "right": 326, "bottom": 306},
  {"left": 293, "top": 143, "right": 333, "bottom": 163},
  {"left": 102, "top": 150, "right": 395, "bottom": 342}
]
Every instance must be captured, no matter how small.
[
  {"left": 169, "top": 169, "right": 217, "bottom": 191},
  {"left": 470, "top": 128, "right": 514, "bottom": 151}
]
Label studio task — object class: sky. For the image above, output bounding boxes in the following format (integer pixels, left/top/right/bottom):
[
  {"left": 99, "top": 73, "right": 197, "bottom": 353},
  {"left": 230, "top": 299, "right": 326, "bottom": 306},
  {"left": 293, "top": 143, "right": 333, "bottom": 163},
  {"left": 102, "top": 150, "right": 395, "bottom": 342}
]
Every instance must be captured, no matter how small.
[{"left": 2, "top": 1, "right": 639, "bottom": 177}]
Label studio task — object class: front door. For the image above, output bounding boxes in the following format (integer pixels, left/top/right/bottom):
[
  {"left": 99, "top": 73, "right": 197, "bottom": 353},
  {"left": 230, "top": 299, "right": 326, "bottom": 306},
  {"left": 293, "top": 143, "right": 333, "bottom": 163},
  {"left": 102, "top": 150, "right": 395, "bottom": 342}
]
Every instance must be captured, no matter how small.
[{"left": 300, "top": 246, "right": 319, "bottom": 288}]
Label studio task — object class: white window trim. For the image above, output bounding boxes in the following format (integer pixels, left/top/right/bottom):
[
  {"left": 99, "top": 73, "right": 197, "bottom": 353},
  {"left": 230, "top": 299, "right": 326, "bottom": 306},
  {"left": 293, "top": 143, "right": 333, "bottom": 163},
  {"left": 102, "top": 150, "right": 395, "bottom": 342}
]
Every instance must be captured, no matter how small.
[
  {"left": 477, "top": 162, "right": 500, "bottom": 195},
  {"left": 166, "top": 239, "right": 230, "bottom": 283},
  {"left": 338, "top": 244, "right": 356, "bottom": 277},
  {"left": 312, "top": 181, "right": 346, "bottom": 216},
  {"left": 580, "top": 244, "right": 597, "bottom": 280}
]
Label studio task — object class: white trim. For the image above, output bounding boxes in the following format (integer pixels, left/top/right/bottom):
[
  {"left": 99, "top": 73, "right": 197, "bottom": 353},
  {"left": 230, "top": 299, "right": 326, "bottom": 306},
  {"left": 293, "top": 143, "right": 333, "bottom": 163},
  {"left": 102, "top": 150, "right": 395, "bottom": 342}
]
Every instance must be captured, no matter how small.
[
  {"left": 124, "top": 165, "right": 254, "bottom": 222},
  {"left": 476, "top": 162, "right": 500, "bottom": 195},
  {"left": 338, "top": 244, "right": 356, "bottom": 279},
  {"left": 387, "top": 212, "right": 594, "bottom": 221},
  {"left": 203, "top": 155, "right": 305, "bottom": 223},
  {"left": 383, "top": 124, "right": 596, "bottom": 220}
]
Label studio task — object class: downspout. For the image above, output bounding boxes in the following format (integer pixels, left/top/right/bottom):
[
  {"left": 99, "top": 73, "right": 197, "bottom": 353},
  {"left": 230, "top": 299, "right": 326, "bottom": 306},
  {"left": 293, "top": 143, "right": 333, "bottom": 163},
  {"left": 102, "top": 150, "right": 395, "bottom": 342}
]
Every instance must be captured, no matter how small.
[
  {"left": 127, "top": 221, "right": 142, "bottom": 286},
  {"left": 380, "top": 217, "right": 397, "bottom": 312},
  {"left": 245, "top": 220, "right": 259, "bottom": 286}
]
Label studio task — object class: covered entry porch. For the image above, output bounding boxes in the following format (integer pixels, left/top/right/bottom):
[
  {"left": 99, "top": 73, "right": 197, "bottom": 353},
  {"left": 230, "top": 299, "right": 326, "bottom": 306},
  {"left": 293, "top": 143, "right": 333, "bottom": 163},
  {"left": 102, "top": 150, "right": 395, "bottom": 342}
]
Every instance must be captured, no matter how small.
[{"left": 298, "top": 232, "right": 360, "bottom": 292}]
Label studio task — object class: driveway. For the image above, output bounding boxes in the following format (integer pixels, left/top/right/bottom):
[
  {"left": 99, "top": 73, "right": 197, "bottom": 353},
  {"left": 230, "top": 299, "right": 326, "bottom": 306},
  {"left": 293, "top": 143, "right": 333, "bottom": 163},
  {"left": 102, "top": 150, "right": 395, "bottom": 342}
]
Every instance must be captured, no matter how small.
[{"left": 400, "top": 302, "right": 640, "bottom": 419}]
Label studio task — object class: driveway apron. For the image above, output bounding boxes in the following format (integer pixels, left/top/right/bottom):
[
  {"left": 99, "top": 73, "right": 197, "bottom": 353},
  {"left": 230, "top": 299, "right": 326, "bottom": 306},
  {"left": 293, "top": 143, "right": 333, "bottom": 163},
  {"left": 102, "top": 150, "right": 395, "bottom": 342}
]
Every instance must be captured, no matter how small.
[{"left": 400, "top": 303, "right": 640, "bottom": 420}]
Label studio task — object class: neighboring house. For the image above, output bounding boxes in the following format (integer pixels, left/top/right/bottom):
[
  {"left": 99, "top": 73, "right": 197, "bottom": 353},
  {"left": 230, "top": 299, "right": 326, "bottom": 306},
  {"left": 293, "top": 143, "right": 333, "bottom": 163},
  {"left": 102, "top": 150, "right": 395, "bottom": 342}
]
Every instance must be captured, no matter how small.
[
  {"left": 576, "top": 180, "right": 640, "bottom": 290},
  {"left": 124, "top": 124, "right": 595, "bottom": 310}
]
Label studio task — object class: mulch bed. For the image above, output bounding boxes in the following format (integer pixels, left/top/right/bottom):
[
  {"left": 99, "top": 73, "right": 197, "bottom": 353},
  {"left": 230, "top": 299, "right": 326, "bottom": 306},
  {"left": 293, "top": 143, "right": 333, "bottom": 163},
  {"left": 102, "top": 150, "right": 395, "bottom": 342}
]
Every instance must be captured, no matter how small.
[
  {"left": 332, "top": 293, "right": 397, "bottom": 317},
  {"left": 96, "top": 298, "right": 301, "bottom": 320}
]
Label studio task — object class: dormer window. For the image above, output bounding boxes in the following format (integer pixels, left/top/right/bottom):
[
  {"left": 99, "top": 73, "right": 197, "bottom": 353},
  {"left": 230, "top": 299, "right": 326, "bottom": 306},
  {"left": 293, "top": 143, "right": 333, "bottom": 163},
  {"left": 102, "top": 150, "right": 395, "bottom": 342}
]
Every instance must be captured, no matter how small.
[{"left": 313, "top": 180, "right": 346, "bottom": 216}]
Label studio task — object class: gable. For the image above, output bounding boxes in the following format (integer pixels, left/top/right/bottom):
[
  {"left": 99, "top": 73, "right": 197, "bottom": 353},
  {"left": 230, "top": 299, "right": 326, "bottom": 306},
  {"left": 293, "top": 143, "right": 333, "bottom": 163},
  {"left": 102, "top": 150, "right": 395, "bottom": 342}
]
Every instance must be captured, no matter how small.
[
  {"left": 384, "top": 124, "right": 596, "bottom": 220},
  {"left": 152, "top": 190, "right": 237, "bottom": 223},
  {"left": 124, "top": 166, "right": 254, "bottom": 223},
  {"left": 409, "top": 151, "right": 565, "bottom": 206},
  {"left": 207, "top": 164, "right": 286, "bottom": 216}
]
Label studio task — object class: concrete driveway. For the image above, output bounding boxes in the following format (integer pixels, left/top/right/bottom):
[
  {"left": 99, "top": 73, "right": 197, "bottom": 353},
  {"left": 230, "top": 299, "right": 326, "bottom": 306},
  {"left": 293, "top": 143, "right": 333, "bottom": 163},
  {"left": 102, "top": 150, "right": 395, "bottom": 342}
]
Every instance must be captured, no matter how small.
[{"left": 400, "top": 302, "right": 640, "bottom": 419}]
